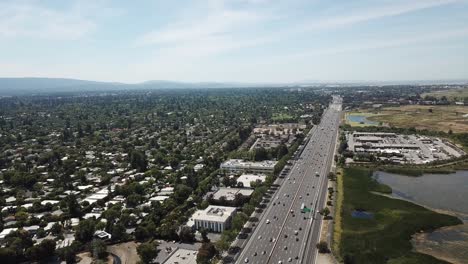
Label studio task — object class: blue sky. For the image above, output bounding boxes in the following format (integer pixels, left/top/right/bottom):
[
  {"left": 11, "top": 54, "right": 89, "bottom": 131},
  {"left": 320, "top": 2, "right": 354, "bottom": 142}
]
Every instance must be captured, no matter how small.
[{"left": 1, "top": 0, "right": 468, "bottom": 83}]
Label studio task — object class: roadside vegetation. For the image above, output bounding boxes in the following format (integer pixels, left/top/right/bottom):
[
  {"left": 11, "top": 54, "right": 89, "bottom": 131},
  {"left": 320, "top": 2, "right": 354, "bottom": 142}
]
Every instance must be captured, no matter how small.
[
  {"left": 332, "top": 169, "right": 344, "bottom": 255},
  {"left": 337, "top": 167, "right": 462, "bottom": 264}
]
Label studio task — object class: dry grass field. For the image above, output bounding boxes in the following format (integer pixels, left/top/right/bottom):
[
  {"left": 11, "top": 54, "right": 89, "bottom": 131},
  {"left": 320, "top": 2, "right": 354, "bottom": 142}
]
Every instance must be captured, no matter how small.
[{"left": 366, "top": 105, "right": 468, "bottom": 133}]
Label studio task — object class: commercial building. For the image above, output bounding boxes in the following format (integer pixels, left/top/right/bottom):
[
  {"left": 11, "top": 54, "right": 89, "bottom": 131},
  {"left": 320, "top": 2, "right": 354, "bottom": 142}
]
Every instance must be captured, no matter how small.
[
  {"left": 163, "top": 248, "right": 197, "bottom": 264},
  {"left": 347, "top": 131, "right": 465, "bottom": 164},
  {"left": 212, "top": 187, "right": 253, "bottom": 201},
  {"left": 220, "top": 159, "right": 277, "bottom": 174},
  {"left": 236, "top": 174, "right": 267, "bottom": 188},
  {"left": 191, "top": 206, "right": 236, "bottom": 233}
]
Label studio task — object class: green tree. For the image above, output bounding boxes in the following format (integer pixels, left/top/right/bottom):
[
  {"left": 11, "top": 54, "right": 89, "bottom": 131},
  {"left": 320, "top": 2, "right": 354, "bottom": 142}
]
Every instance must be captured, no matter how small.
[
  {"left": 111, "top": 223, "right": 126, "bottom": 242},
  {"left": 276, "top": 144, "right": 288, "bottom": 159},
  {"left": 253, "top": 147, "right": 268, "bottom": 161},
  {"left": 137, "top": 241, "right": 159, "bottom": 264},
  {"left": 196, "top": 242, "right": 217, "bottom": 264},
  {"left": 320, "top": 207, "right": 330, "bottom": 218},
  {"left": 316, "top": 241, "right": 330, "bottom": 253},
  {"left": 130, "top": 150, "right": 148, "bottom": 172},
  {"left": 90, "top": 239, "right": 107, "bottom": 259},
  {"left": 179, "top": 226, "right": 195, "bottom": 243},
  {"left": 76, "top": 219, "right": 95, "bottom": 243},
  {"left": 26, "top": 239, "right": 56, "bottom": 262}
]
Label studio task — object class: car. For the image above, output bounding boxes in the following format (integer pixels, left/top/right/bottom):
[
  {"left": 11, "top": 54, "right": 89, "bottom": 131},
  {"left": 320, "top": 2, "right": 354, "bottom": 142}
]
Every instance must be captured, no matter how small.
[
  {"left": 288, "top": 257, "right": 292, "bottom": 262},
  {"left": 294, "top": 230, "right": 299, "bottom": 235},
  {"left": 244, "top": 258, "right": 249, "bottom": 263},
  {"left": 284, "top": 246, "right": 288, "bottom": 250},
  {"left": 262, "top": 251, "right": 266, "bottom": 255},
  {"left": 266, "top": 219, "right": 270, "bottom": 224},
  {"left": 258, "top": 235, "right": 262, "bottom": 240}
]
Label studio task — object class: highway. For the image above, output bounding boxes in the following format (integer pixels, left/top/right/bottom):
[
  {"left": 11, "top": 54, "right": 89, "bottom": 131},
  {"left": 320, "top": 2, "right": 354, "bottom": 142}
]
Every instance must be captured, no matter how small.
[{"left": 235, "top": 96, "right": 342, "bottom": 264}]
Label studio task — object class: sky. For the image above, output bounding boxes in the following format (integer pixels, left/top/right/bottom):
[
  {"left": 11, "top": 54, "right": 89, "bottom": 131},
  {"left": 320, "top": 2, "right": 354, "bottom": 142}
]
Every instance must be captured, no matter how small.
[{"left": 1, "top": 0, "right": 468, "bottom": 83}]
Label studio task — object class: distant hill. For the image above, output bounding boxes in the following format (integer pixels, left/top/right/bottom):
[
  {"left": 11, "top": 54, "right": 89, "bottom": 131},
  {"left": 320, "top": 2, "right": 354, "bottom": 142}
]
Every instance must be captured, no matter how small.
[
  {"left": 0, "top": 78, "right": 263, "bottom": 95},
  {"left": 1, "top": 77, "right": 467, "bottom": 95},
  {"left": 0, "top": 78, "right": 130, "bottom": 95}
]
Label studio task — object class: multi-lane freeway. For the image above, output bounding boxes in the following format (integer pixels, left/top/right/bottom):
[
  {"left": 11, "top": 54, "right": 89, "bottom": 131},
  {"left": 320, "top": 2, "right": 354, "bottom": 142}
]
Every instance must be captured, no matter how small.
[{"left": 235, "top": 96, "right": 342, "bottom": 264}]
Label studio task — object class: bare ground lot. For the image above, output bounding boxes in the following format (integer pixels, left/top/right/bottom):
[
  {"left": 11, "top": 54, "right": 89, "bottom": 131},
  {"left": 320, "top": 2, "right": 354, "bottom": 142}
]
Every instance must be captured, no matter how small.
[{"left": 107, "top": 241, "right": 140, "bottom": 264}]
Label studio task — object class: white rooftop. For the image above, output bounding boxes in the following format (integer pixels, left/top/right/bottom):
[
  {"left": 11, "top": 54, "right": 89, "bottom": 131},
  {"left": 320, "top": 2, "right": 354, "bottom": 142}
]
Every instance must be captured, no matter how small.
[
  {"left": 192, "top": 205, "right": 236, "bottom": 222},
  {"left": 236, "top": 174, "right": 267, "bottom": 188},
  {"left": 212, "top": 187, "right": 254, "bottom": 201},
  {"left": 220, "top": 159, "right": 277, "bottom": 170}
]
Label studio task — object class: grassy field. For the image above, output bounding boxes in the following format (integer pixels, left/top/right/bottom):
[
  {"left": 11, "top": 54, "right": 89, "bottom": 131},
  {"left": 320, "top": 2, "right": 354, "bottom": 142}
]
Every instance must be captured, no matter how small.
[
  {"left": 422, "top": 88, "right": 468, "bottom": 101},
  {"left": 338, "top": 167, "right": 462, "bottom": 264},
  {"left": 364, "top": 105, "right": 468, "bottom": 133}
]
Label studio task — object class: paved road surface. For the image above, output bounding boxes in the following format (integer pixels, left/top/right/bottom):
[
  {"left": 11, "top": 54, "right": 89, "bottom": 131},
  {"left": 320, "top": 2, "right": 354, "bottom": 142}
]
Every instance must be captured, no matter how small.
[{"left": 235, "top": 96, "right": 342, "bottom": 264}]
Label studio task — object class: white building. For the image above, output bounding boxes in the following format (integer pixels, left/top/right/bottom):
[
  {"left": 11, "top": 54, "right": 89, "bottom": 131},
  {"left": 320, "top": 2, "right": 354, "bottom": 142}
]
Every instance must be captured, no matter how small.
[
  {"left": 220, "top": 159, "right": 277, "bottom": 174},
  {"left": 0, "top": 228, "right": 18, "bottom": 240},
  {"left": 192, "top": 206, "right": 236, "bottom": 233},
  {"left": 83, "top": 187, "right": 109, "bottom": 205},
  {"left": 212, "top": 188, "right": 253, "bottom": 201},
  {"left": 236, "top": 174, "right": 267, "bottom": 188}
]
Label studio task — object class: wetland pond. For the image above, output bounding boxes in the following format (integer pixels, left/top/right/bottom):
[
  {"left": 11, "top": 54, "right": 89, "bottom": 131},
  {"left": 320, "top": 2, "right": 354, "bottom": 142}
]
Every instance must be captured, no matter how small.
[
  {"left": 346, "top": 114, "right": 379, "bottom": 125},
  {"left": 374, "top": 171, "right": 468, "bottom": 264}
]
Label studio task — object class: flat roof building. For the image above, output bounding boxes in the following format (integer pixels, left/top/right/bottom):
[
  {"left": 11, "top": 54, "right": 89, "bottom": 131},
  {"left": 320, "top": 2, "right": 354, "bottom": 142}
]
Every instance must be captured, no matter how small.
[
  {"left": 163, "top": 248, "right": 197, "bottom": 264},
  {"left": 191, "top": 205, "right": 236, "bottom": 233},
  {"left": 236, "top": 174, "right": 267, "bottom": 188},
  {"left": 212, "top": 187, "right": 254, "bottom": 201},
  {"left": 220, "top": 159, "right": 277, "bottom": 174}
]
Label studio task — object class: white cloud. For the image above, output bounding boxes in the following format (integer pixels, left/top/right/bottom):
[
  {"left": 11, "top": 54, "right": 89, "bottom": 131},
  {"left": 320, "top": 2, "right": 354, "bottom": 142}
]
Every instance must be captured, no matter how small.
[
  {"left": 0, "top": 0, "right": 119, "bottom": 40},
  {"left": 137, "top": 4, "right": 270, "bottom": 46},
  {"left": 289, "top": 0, "right": 463, "bottom": 34}
]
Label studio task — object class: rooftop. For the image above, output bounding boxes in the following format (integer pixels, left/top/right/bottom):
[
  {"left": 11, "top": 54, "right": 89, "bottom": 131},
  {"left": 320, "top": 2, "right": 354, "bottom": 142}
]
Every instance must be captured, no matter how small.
[
  {"left": 236, "top": 174, "right": 267, "bottom": 188},
  {"left": 212, "top": 187, "right": 254, "bottom": 201},
  {"left": 192, "top": 205, "right": 236, "bottom": 222},
  {"left": 220, "top": 159, "right": 277, "bottom": 170},
  {"left": 163, "top": 248, "right": 197, "bottom": 264}
]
